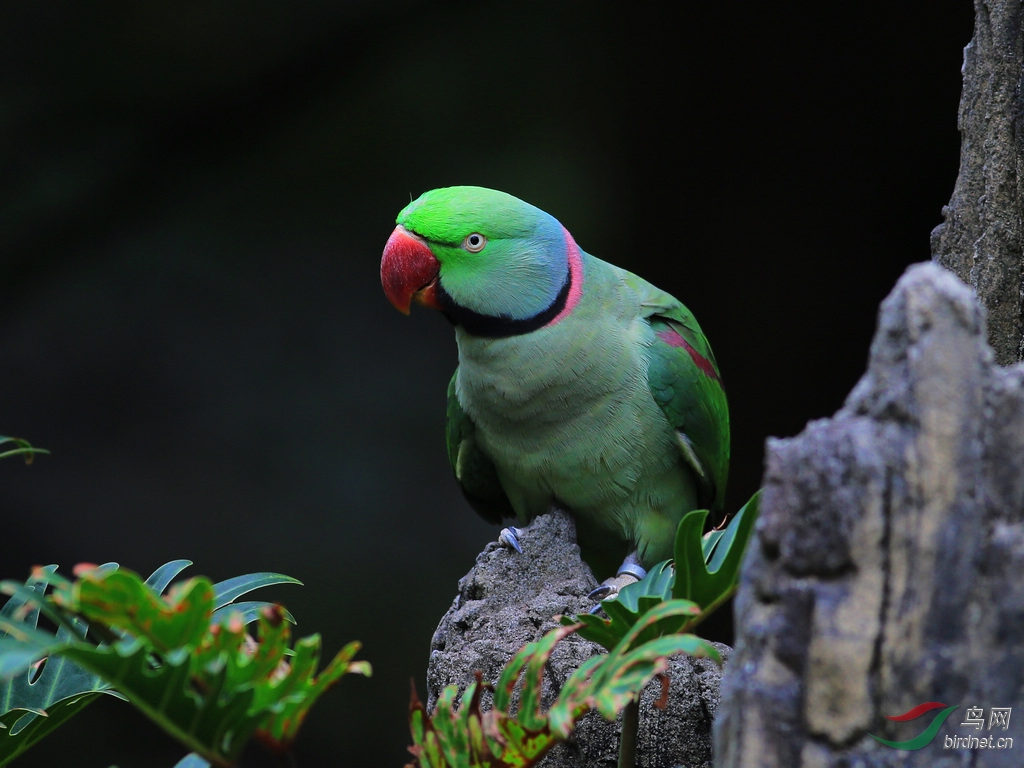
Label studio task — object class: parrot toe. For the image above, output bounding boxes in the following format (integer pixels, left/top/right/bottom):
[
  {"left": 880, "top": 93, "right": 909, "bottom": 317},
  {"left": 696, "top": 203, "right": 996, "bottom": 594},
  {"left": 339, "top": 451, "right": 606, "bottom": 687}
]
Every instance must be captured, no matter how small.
[
  {"left": 498, "top": 526, "right": 524, "bottom": 553},
  {"left": 586, "top": 573, "right": 639, "bottom": 610}
]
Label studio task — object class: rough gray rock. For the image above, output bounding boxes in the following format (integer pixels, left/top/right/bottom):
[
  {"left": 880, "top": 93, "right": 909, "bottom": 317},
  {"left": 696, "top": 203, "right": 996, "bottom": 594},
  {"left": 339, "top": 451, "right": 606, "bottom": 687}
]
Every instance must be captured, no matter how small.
[
  {"left": 426, "top": 508, "right": 729, "bottom": 768},
  {"left": 931, "top": 0, "right": 1024, "bottom": 365},
  {"left": 715, "top": 262, "right": 1024, "bottom": 768}
]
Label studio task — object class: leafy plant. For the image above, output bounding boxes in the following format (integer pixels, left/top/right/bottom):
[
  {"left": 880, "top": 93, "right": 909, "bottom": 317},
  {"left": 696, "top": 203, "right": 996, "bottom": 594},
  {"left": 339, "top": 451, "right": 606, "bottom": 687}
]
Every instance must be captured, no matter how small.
[
  {"left": 405, "top": 490, "right": 762, "bottom": 768},
  {"left": 569, "top": 489, "right": 762, "bottom": 651},
  {"left": 0, "top": 561, "right": 370, "bottom": 767},
  {"left": 566, "top": 490, "right": 760, "bottom": 766}
]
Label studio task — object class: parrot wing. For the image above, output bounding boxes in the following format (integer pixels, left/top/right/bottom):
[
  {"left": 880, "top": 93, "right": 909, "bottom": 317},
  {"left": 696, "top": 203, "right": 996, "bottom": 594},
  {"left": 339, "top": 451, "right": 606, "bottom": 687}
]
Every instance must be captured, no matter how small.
[
  {"left": 638, "top": 280, "right": 730, "bottom": 514},
  {"left": 445, "top": 370, "right": 514, "bottom": 524}
]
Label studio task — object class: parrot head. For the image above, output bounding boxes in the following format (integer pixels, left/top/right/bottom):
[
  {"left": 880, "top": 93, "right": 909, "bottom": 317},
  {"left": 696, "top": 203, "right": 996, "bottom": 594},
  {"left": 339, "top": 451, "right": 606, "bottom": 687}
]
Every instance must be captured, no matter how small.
[{"left": 380, "top": 186, "right": 581, "bottom": 335}]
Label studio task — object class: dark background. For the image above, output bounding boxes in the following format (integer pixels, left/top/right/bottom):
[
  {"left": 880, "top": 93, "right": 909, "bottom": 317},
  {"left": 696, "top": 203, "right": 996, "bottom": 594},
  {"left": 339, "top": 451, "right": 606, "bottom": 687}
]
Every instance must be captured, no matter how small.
[{"left": 1, "top": 2, "right": 974, "bottom": 766}]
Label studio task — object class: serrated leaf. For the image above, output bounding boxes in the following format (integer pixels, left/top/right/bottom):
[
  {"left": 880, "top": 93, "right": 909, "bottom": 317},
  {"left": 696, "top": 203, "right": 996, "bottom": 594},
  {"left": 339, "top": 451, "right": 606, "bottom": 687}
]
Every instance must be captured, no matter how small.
[
  {"left": 431, "top": 684, "right": 468, "bottom": 768},
  {"left": 545, "top": 654, "right": 603, "bottom": 738},
  {"left": 602, "top": 600, "right": 706, "bottom": 668}
]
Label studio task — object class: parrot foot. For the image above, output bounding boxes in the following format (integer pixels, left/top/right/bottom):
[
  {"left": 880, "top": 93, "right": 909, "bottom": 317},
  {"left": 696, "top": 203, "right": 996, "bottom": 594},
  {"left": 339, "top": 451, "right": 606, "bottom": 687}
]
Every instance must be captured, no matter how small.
[
  {"left": 498, "top": 526, "right": 524, "bottom": 554},
  {"left": 587, "top": 552, "right": 647, "bottom": 611}
]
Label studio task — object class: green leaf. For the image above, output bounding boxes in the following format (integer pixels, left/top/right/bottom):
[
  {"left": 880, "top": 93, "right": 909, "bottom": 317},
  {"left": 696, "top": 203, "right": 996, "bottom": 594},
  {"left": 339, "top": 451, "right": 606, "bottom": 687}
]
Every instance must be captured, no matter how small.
[
  {"left": 146, "top": 560, "right": 194, "bottom": 593},
  {"left": 602, "top": 600, "right": 715, "bottom": 668},
  {"left": 212, "top": 572, "right": 302, "bottom": 610},
  {"left": 63, "top": 639, "right": 259, "bottom": 765},
  {"left": 505, "top": 624, "right": 576, "bottom": 734},
  {"left": 701, "top": 528, "right": 726, "bottom": 562},
  {"left": 211, "top": 601, "right": 295, "bottom": 627},
  {"left": 705, "top": 491, "right": 759, "bottom": 575},
  {"left": 590, "top": 633, "right": 719, "bottom": 720},
  {"left": 0, "top": 436, "right": 49, "bottom": 464},
  {"left": 254, "top": 635, "right": 371, "bottom": 751},
  {"left": 612, "top": 560, "right": 676, "bottom": 611},
  {"left": 574, "top": 600, "right": 721, "bottom": 722},
  {"left": 73, "top": 570, "right": 215, "bottom": 654},
  {"left": 672, "top": 490, "right": 761, "bottom": 612},
  {"left": 544, "top": 654, "right": 603, "bottom": 739}
]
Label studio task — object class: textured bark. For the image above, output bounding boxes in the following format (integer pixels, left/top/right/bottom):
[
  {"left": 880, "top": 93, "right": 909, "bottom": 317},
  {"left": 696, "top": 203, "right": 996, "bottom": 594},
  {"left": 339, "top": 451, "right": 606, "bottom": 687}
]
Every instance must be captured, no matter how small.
[
  {"left": 931, "top": 0, "right": 1024, "bottom": 365},
  {"left": 715, "top": 263, "right": 1024, "bottom": 767},
  {"left": 426, "top": 509, "right": 728, "bottom": 768}
]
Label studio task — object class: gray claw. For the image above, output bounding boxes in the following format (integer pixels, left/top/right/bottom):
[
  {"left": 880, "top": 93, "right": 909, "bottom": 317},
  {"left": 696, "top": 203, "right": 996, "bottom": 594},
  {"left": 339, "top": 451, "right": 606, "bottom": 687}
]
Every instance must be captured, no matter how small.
[
  {"left": 498, "top": 526, "right": 524, "bottom": 553},
  {"left": 587, "top": 584, "right": 613, "bottom": 614},
  {"left": 586, "top": 555, "right": 646, "bottom": 612},
  {"left": 587, "top": 585, "right": 613, "bottom": 601}
]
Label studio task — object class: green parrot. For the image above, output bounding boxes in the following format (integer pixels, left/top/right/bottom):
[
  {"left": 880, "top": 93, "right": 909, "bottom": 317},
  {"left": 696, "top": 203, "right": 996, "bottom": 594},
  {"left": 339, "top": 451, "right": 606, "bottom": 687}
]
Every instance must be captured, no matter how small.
[{"left": 380, "top": 186, "right": 729, "bottom": 594}]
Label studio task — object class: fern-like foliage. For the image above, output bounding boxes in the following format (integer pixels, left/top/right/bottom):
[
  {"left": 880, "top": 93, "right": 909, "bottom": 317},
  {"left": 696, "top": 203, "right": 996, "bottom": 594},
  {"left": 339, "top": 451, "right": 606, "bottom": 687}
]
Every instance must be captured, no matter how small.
[
  {"left": 406, "top": 602, "right": 719, "bottom": 768},
  {"left": 0, "top": 562, "right": 370, "bottom": 767}
]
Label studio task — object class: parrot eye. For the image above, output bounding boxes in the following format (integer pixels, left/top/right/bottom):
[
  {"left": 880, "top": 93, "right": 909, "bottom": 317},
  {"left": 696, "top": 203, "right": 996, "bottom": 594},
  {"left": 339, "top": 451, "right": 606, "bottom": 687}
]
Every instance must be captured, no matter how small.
[{"left": 463, "top": 233, "right": 487, "bottom": 253}]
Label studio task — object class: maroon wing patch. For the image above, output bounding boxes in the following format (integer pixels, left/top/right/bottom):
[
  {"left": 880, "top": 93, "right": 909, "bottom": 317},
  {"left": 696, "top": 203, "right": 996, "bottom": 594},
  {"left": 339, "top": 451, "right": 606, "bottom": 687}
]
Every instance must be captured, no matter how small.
[{"left": 655, "top": 327, "right": 720, "bottom": 383}]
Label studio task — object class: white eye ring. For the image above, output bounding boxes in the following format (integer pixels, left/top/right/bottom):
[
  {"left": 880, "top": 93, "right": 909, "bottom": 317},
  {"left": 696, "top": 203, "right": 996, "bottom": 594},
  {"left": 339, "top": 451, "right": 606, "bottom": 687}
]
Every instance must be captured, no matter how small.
[{"left": 463, "top": 233, "right": 487, "bottom": 252}]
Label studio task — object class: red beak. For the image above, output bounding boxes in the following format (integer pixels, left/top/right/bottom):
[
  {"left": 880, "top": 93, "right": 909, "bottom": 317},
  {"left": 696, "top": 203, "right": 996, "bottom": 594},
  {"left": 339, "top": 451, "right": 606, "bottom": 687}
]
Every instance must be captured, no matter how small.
[{"left": 380, "top": 226, "right": 442, "bottom": 314}]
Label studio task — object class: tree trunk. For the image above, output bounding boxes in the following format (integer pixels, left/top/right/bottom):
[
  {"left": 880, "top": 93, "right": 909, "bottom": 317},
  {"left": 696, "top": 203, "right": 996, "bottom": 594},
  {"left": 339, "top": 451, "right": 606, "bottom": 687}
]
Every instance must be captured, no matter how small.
[{"left": 931, "top": 0, "right": 1024, "bottom": 365}]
